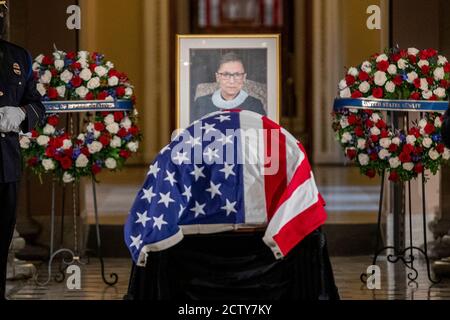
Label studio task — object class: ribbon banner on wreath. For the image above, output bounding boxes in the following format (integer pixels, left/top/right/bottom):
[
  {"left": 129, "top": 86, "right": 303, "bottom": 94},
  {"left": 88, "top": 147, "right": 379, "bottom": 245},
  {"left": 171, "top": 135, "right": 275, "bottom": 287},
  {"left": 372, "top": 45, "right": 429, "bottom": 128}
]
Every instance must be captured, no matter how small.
[
  {"left": 20, "top": 49, "right": 142, "bottom": 183},
  {"left": 332, "top": 47, "right": 450, "bottom": 182}
]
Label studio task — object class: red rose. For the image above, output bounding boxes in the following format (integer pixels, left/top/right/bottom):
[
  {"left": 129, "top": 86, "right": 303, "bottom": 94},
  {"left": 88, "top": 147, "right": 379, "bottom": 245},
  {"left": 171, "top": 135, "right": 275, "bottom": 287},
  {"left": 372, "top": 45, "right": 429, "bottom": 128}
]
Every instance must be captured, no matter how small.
[
  {"left": 119, "top": 150, "right": 131, "bottom": 159},
  {"left": 129, "top": 126, "right": 139, "bottom": 136},
  {"left": 71, "top": 62, "right": 81, "bottom": 70},
  {"left": 359, "top": 71, "right": 369, "bottom": 81},
  {"left": 117, "top": 128, "right": 128, "bottom": 138},
  {"left": 393, "top": 75, "right": 403, "bottom": 86},
  {"left": 99, "top": 135, "right": 110, "bottom": 146},
  {"left": 97, "top": 91, "right": 108, "bottom": 100},
  {"left": 89, "top": 63, "right": 97, "bottom": 72},
  {"left": 427, "top": 49, "right": 437, "bottom": 58},
  {"left": 372, "top": 87, "right": 383, "bottom": 98},
  {"left": 413, "top": 146, "right": 423, "bottom": 155},
  {"left": 66, "top": 52, "right": 76, "bottom": 60},
  {"left": 71, "top": 76, "right": 82, "bottom": 88},
  {"left": 45, "top": 147, "right": 56, "bottom": 158},
  {"left": 345, "top": 75, "right": 356, "bottom": 86},
  {"left": 108, "top": 69, "right": 120, "bottom": 78},
  {"left": 92, "top": 164, "right": 102, "bottom": 175},
  {"left": 85, "top": 92, "right": 95, "bottom": 100},
  {"left": 370, "top": 135, "right": 379, "bottom": 143},
  {"left": 47, "top": 87, "right": 58, "bottom": 99},
  {"left": 94, "top": 122, "right": 106, "bottom": 132},
  {"left": 427, "top": 77, "right": 434, "bottom": 85},
  {"left": 413, "top": 78, "right": 421, "bottom": 89},
  {"left": 50, "top": 69, "right": 58, "bottom": 77},
  {"left": 47, "top": 115, "right": 59, "bottom": 126},
  {"left": 424, "top": 123, "right": 435, "bottom": 135},
  {"left": 101, "top": 112, "right": 110, "bottom": 117},
  {"left": 116, "top": 86, "right": 126, "bottom": 97},
  {"left": 408, "top": 55, "right": 417, "bottom": 64},
  {"left": 410, "top": 92, "right": 420, "bottom": 100},
  {"left": 421, "top": 65, "right": 430, "bottom": 75},
  {"left": 81, "top": 147, "right": 90, "bottom": 156},
  {"left": 440, "top": 80, "right": 449, "bottom": 88},
  {"left": 414, "top": 163, "right": 424, "bottom": 174},
  {"left": 377, "top": 60, "right": 389, "bottom": 72},
  {"left": 436, "top": 143, "right": 445, "bottom": 154},
  {"left": 366, "top": 169, "right": 376, "bottom": 178},
  {"left": 346, "top": 148, "right": 357, "bottom": 160},
  {"left": 64, "top": 148, "right": 73, "bottom": 158},
  {"left": 399, "top": 152, "right": 411, "bottom": 163},
  {"left": 114, "top": 112, "right": 124, "bottom": 122},
  {"left": 408, "top": 127, "right": 420, "bottom": 138},
  {"left": 419, "top": 50, "right": 428, "bottom": 60},
  {"left": 389, "top": 144, "right": 398, "bottom": 153},
  {"left": 351, "top": 90, "right": 363, "bottom": 98},
  {"left": 354, "top": 127, "right": 364, "bottom": 137},
  {"left": 429, "top": 95, "right": 437, "bottom": 101},
  {"left": 380, "top": 129, "right": 389, "bottom": 138},
  {"left": 389, "top": 171, "right": 399, "bottom": 182},
  {"left": 348, "top": 114, "right": 358, "bottom": 125},
  {"left": 31, "top": 130, "right": 39, "bottom": 138},
  {"left": 60, "top": 157, "right": 73, "bottom": 170},
  {"left": 376, "top": 120, "right": 387, "bottom": 129},
  {"left": 364, "top": 110, "right": 373, "bottom": 116},
  {"left": 370, "top": 153, "right": 378, "bottom": 161},
  {"left": 365, "top": 119, "right": 374, "bottom": 128},
  {"left": 392, "top": 54, "right": 401, "bottom": 62},
  {"left": 27, "top": 157, "right": 39, "bottom": 167},
  {"left": 42, "top": 55, "right": 54, "bottom": 65},
  {"left": 444, "top": 63, "right": 450, "bottom": 73}
]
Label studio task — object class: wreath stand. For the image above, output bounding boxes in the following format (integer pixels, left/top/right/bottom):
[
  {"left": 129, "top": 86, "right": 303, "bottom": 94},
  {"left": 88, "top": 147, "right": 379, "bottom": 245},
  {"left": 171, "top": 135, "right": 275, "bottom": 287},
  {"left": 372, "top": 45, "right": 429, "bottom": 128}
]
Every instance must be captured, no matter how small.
[
  {"left": 34, "top": 99, "right": 133, "bottom": 287},
  {"left": 334, "top": 98, "right": 445, "bottom": 286}
]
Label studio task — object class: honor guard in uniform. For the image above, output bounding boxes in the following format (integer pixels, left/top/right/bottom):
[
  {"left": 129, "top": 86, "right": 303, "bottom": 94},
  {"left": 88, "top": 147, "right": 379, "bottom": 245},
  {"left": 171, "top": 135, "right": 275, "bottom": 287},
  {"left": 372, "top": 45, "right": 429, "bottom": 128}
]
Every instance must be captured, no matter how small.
[{"left": 0, "top": 0, "right": 46, "bottom": 299}]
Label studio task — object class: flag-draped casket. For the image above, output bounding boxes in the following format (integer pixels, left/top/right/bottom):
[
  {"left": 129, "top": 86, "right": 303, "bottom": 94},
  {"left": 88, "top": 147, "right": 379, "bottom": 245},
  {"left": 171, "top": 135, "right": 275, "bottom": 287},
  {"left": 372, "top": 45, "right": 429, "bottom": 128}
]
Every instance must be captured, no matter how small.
[{"left": 124, "top": 110, "right": 327, "bottom": 266}]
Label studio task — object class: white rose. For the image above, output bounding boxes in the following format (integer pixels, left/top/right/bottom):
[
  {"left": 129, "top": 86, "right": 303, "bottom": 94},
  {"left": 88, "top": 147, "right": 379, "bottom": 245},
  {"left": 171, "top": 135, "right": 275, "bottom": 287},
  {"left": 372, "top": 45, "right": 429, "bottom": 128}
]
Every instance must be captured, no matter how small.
[
  {"left": 77, "top": 133, "right": 85, "bottom": 142},
  {"left": 36, "top": 83, "right": 46, "bottom": 96},
  {"left": 43, "top": 124, "right": 55, "bottom": 135},
  {"left": 438, "top": 55, "right": 448, "bottom": 65},
  {"left": 392, "top": 137, "right": 401, "bottom": 145},
  {"left": 40, "top": 70, "right": 52, "bottom": 84},
  {"left": 110, "top": 136, "right": 122, "bottom": 148},
  {"left": 374, "top": 71, "right": 387, "bottom": 86},
  {"left": 35, "top": 54, "right": 44, "bottom": 63},
  {"left": 105, "top": 158, "right": 117, "bottom": 169},
  {"left": 54, "top": 59, "right": 65, "bottom": 71},
  {"left": 80, "top": 68, "right": 92, "bottom": 81},
  {"left": 87, "top": 77, "right": 101, "bottom": 90},
  {"left": 361, "top": 61, "right": 372, "bottom": 73},
  {"left": 422, "top": 137, "right": 433, "bottom": 148},
  {"left": 77, "top": 59, "right": 88, "bottom": 69},
  {"left": 108, "top": 76, "right": 119, "bottom": 87},
  {"left": 443, "top": 148, "right": 450, "bottom": 160},
  {"left": 106, "top": 61, "right": 114, "bottom": 69},
  {"left": 86, "top": 123, "right": 95, "bottom": 132},
  {"left": 435, "top": 117, "right": 442, "bottom": 128},
  {"left": 359, "top": 81, "right": 370, "bottom": 93},
  {"left": 94, "top": 66, "right": 108, "bottom": 77},
  {"left": 340, "top": 117, "right": 349, "bottom": 129},
  {"left": 402, "top": 162, "right": 414, "bottom": 171},
  {"left": 380, "top": 138, "right": 392, "bottom": 148},
  {"left": 56, "top": 85, "right": 66, "bottom": 98},
  {"left": 42, "top": 159, "right": 55, "bottom": 171},
  {"left": 378, "top": 149, "right": 391, "bottom": 160},
  {"left": 420, "top": 78, "right": 428, "bottom": 91},
  {"left": 125, "top": 87, "right": 133, "bottom": 97},
  {"left": 105, "top": 95, "right": 114, "bottom": 101},
  {"left": 397, "top": 59, "right": 408, "bottom": 70},
  {"left": 127, "top": 141, "right": 139, "bottom": 152},
  {"left": 370, "top": 127, "right": 381, "bottom": 136},
  {"left": 357, "top": 139, "right": 366, "bottom": 150},
  {"left": 78, "top": 51, "right": 89, "bottom": 60},
  {"left": 63, "top": 172, "right": 75, "bottom": 184},
  {"left": 370, "top": 113, "right": 381, "bottom": 123},
  {"left": 340, "top": 88, "right": 351, "bottom": 98},
  {"left": 75, "top": 86, "right": 89, "bottom": 99},
  {"left": 422, "top": 90, "right": 433, "bottom": 100},
  {"left": 433, "top": 87, "right": 446, "bottom": 98},
  {"left": 358, "top": 154, "right": 369, "bottom": 166},
  {"left": 407, "top": 48, "right": 419, "bottom": 55},
  {"left": 385, "top": 81, "right": 396, "bottom": 93},
  {"left": 407, "top": 71, "right": 418, "bottom": 83},
  {"left": 60, "top": 69, "right": 73, "bottom": 83},
  {"left": 418, "top": 60, "right": 429, "bottom": 68},
  {"left": 104, "top": 114, "right": 115, "bottom": 125},
  {"left": 62, "top": 139, "right": 72, "bottom": 150},
  {"left": 75, "top": 154, "right": 89, "bottom": 168},
  {"left": 106, "top": 122, "right": 119, "bottom": 134},
  {"left": 387, "top": 64, "right": 397, "bottom": 75},
  {"left": 429, "top": 148, "right": 440, "bottom": 160},
  {"left": 121, "top": 117, "right": 132, "bottom": 130},
  {"left": 434, "top": 67, "right": 445, "bottom": 81},
  {"left": 419, "top": 118, "right": 428, "bottom": 128},
  {"left": 389, "top": 157, "right": 401, "bottom": 169},
  {"left": 406, "top": 135, "right": 416, "bottom": 145},
  {"left": 339, "top": 79, "right": 347, "bottom": 90},
  {"left": 349, "top": 108, "right": 358, "bottom": 113},
  {"left": 20, "top": 136, "right": 31, "bottom": 149},
  {"left": 348, "top": 67, "right": 359, "bottom": 77},
  {"left": 340, "top": 132, "right": 353, "bottom": 144},
  {"left": 37, "top": 135, "right": 50, "bottom": 146},
  {"left": 376, "top": 54, "right": 388, "bottom": 62},
  {"left": 32, "top": 62, "right": 40, "bottom": 72},
  {"left": 88, "top": 141, "right": 103, "bottom": 154}
]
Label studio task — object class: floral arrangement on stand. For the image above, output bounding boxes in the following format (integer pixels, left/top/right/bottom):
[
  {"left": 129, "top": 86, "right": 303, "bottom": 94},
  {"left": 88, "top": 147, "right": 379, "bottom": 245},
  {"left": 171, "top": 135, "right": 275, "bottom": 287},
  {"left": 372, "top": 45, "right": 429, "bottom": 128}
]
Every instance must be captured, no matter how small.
[
  {"left": 20, "top": 49, "right": 142, "bottom": 183},
  {"left": 332, "top": 48, "right": 450, "bottom": 182}
]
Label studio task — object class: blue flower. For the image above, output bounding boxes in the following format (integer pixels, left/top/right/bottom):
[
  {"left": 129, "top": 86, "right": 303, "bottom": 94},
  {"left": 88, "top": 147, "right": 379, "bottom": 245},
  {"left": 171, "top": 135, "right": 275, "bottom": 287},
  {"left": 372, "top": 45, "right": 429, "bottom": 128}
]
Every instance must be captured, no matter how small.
[{"left": 432, "top": 134, "right": 441, "bottom": 142}]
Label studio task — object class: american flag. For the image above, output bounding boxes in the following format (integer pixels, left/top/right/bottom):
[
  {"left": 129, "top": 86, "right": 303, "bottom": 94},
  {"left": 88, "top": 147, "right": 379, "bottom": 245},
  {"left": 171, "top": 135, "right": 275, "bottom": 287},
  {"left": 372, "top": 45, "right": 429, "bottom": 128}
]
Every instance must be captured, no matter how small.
[{"left": 124, "top": 110, "right": 327, "bottom": 266}]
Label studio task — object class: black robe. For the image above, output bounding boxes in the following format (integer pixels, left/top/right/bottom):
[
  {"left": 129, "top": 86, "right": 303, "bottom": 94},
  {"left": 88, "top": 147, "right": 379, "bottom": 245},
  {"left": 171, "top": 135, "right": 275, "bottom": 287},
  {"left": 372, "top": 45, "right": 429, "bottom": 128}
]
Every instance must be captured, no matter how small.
[
  {"left": 442, "top": 106, "right": 450, "bottom": 148},
  {"left": 191, "top": 93, "right": 266, "bottom": 123}
]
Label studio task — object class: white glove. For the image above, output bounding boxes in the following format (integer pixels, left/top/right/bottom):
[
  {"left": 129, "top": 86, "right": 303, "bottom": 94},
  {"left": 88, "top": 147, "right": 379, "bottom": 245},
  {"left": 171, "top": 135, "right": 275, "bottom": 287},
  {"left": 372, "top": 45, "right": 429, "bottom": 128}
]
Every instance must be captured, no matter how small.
[{"left": 0, "top": 106, "right": 26, "bottom": 133}]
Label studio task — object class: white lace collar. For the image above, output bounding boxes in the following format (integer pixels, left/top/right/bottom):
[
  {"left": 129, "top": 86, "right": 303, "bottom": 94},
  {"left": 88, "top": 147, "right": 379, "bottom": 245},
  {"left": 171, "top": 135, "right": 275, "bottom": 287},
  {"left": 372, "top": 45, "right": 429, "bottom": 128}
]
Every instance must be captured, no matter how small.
[{"left": 212, "top": 90, "right": 248, "bottom": 109}]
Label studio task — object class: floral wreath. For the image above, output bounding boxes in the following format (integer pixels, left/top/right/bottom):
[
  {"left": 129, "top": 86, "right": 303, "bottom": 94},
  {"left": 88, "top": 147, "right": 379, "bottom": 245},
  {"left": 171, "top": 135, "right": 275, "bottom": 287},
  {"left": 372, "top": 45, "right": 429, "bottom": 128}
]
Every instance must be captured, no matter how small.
[
  {"left": 332, "top": 48, "right": 450, "bottom": 182},
  {"left": 20, "top": 49, "right": 142, "bottom": 183}
]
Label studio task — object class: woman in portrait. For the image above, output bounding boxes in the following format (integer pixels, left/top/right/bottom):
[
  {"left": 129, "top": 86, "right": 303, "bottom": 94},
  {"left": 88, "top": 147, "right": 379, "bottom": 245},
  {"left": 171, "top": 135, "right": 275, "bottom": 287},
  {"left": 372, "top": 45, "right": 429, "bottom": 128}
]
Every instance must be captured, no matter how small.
[{"left": 190, "top": 52, "right": 266, "bottom": 122}]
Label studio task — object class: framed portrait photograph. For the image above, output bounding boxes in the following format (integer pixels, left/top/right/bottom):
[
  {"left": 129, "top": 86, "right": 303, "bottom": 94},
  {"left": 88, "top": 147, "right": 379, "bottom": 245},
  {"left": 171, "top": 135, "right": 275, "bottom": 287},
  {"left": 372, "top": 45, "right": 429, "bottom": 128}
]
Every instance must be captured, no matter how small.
[{"left": 176, "top": 34, "right": 281, "bottom": 128}]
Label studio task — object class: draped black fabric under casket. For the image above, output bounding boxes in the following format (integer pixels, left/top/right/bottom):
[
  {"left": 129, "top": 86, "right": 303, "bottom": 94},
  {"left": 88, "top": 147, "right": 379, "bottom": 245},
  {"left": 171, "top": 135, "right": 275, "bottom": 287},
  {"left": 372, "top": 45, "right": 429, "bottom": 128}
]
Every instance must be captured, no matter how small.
[{"left": 125, "top": 228, "right": 339, "bottom": 300}]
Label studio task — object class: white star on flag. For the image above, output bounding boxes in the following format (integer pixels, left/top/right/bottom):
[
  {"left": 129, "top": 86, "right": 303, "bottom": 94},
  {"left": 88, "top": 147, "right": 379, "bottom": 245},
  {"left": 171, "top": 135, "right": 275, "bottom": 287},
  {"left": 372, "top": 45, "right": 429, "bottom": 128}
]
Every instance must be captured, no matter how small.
[
  {"left": 201, "top": 122, "right": 216, "bottom": 134},
  {"left": 220, "top": 163, "right": 235, "bottom": 179},
  {"left": 141, "top": 186, "right": 156, "bottom": 203},
  {"left": 203, "top": 147, "right": 219, "bottom": 162},
  {"left": 178, "top": 204, "right": 185, "bottom": 218},
  {"left": 215, "top": 114, "right": 231, "bottom": 122},
  {"left": 190, "top": 165, "right": 206, "bottom": 181},
  {"left": 186, "top": 135, "right": 202, "bottom": 147},
  {"left": 130, "top": 234, "right": 143, "bottom": 249},
  {"left": 172, "top": 151, "right": 189, "bottom": 165},
  {"left": 182, "top": 185, "right": 192, "bottom": 201},
  {"left": 152, "top": 214, "right": 168, "bottom": 231},
  {"left": 148, "top": 161, "right": 160, "bottom": 178},
  {"left": 217, "top": 133, "right": 233, "bottom": 145},
  {"left": 135, "top": 211, "right": 151, "bottom": 227},
  {"left": 164, "top": 170, "right": 177, "bottom": 186},
  {"left": 206, "top": 181, "right": 222, "bottom": 199},
  {"left": 190, "top": 201, "right": 206, "bottom": 218},
  {"left": 158, "top": 191, "right": 175, "bottom": 208},
  {"left": 221, "top": 199, "right": 237, "bottom": 216}
]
